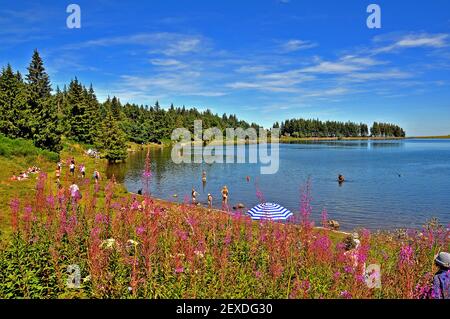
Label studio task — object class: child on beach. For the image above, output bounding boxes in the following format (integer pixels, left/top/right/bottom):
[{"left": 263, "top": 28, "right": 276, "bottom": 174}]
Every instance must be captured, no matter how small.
[{"left": 432, "top": 252, "right": 450, "bottom": 299}]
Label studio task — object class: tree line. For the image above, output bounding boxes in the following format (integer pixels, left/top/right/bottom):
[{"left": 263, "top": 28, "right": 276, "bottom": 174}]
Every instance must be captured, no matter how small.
[
  {"left": 0, "top": 50, "right": 259, "bottom": 161},
  {"left": 277, "top": 118, "right": 405, "bottom": 138}
]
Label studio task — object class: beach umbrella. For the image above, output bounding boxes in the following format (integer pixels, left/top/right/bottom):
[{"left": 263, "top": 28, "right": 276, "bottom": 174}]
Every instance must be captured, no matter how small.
[{"left": 247, "top": 202, "right": 293, "bottom": 221}]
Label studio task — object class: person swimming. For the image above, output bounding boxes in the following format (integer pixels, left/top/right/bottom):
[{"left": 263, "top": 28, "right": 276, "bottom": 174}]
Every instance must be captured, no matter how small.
[
  {"left": 338, "top": 174, "right": 345, "bottom": 183},
  {"left": 202, "top": 171, "right": 207, "bottom": 183}
]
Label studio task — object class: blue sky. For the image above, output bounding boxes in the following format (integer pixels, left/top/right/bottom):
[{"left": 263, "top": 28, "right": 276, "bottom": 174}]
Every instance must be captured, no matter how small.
[{"left": 0, "top": 0, "right": 449, "bottom": 135}]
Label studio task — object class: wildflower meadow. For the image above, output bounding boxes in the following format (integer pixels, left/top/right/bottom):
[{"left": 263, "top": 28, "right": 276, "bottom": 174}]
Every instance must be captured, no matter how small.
[{"left": 0, "top": 153, "right": 448, "bottom": 299}]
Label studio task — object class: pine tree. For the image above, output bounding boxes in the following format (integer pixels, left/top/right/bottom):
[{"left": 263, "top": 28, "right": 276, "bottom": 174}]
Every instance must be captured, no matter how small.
[
  {"left": 66, "top": 78, "right": 93, "bottom": 144},
  {"left": 95, "top": 110, "right": 128, "bottom": 163},
  {"left": 25, "top": 50, "right": 62, "bottom": 152},
  {"left": 0, "top": 64, "right": 22, "bottom": 137}
]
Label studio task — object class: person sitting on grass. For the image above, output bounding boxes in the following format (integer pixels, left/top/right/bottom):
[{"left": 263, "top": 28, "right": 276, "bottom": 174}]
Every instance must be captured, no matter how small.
[
  {"left": 343, "top": 233, "right": 365, "bottom": 274},
  {"left": 432, "top": 252, "right": 450, "bottom": 299}
]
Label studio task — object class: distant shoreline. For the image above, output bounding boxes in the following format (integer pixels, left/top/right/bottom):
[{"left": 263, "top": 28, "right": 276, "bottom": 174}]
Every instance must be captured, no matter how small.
[
  {"left": 407, "top": 135, "right": 450, "bottom": 139},
  {"left": 152, "top": 135, "right": 450, "bottom": 148}
]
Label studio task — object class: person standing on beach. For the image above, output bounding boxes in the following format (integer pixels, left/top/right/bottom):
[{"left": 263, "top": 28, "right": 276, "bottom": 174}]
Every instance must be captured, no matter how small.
[
  {"left": 221, "top": 186, "right": 229, "bottom": 207},
  {"left": 207, "top": 193, "right": 213, "bottom": 208},
  {"left": 192, "top": 188, "right": 199, "bottom": 204}
]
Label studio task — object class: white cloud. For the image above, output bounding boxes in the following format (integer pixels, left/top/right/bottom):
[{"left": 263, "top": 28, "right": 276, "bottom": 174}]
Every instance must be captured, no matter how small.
[
  {"left": 150, "top": 58, "right": 185, "bottom": 68},
  {"left": 346, "top": 70, "right": 413, "bottom": 82},
  {"left": 280, "top": 39, "right": 317, "bottom": 52},
  {"left": 72, "top": 32, "right": 208, "bottom": 56},
  {"left": 301, "top": 61, "right": 364, "bottom": 74},
  {"left": 374, "top": 33, "right": 449, "bottom": 54}
]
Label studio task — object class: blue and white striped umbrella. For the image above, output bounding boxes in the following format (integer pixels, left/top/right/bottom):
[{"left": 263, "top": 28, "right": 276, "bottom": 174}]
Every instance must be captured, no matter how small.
[{"left": 247, "top": 203, "right": 293, "bottom": 221}]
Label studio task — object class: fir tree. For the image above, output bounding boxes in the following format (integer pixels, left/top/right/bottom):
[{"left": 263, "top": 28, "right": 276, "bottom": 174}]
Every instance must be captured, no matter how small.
[
  {"left": 25, "top": 50, "right": 62, "bottom": 152},
  {"left": 0, "top": 64, "right": 23, "bottom": 137},
  {"left": 66, "top": 78, "right": 93, "bottom": 144},
  {"left": 95, "top": 110, "right": 128, "bottom": 163}
]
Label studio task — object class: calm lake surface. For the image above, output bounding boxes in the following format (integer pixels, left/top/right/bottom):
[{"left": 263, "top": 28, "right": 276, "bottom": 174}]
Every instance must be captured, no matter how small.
[{"left": 107, "top": 139, "right": 450, "bottom": 231}]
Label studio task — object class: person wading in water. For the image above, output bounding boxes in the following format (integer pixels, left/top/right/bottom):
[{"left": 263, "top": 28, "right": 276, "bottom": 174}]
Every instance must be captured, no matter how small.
[
  {"left": 221, "top": 186, "right": 229, "bottom": 208},
  {"left": 192, "top": 188, "right": 199, "bottom": 205},
  {"left": 207, "top": 193, "right": 213, "bottom": 209}
]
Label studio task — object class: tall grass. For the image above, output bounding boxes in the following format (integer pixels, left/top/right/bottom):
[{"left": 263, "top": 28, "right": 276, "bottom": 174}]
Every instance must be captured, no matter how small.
[{"left": 0, "top": 134, "right": 59, "bottom": 162}]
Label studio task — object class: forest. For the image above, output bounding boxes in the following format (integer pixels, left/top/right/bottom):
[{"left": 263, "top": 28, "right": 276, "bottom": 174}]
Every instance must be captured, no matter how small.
[
  {"left": 0, "top": 50, "right": 258, "bottom": 161},
  {"left": 277, "top": 118, "right": 405, "bottom": 138}
]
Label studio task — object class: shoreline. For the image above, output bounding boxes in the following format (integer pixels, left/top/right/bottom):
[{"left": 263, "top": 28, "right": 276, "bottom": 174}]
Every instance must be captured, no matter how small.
[
  {"left": 155, "top": 136, "right": 450, "bottom": 148},
  {"left": 130, "top": 192, "right": 353, "bottom": 237}
]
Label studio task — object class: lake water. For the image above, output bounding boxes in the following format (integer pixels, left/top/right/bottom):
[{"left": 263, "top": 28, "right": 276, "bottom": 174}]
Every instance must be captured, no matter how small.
[{"left": 107, "top": 139, "right": 450, "bottom": 231}]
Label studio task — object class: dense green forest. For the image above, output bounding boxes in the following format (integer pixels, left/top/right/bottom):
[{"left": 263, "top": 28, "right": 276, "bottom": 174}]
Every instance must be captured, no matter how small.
[
  {"left": 0, "top": 50, "right": 259, "bottom": 161},
  {"left": 0, "top": 50, "right": 406, "bottom": 161},
  {"left": 277, "top": 118, "right": 405, "bottom": 138}
]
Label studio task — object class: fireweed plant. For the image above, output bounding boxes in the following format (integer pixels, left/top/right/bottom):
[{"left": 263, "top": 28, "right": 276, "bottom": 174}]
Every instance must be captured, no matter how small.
[{"left": 0, "top": 153, "right": 448, "bottom": 299}]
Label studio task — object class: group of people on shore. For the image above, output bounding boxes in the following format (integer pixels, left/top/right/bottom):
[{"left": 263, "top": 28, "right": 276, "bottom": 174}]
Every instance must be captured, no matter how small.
[
  {"left": 191, "top": 171, "right": 229, "bottom": 209},
  {"left": 54, "top": 156, "right": 102, "bottom": 204},
  {"left": 56, "top": 157, "right": 101, "bottom": 185},
  {"left": 9, "top": 166, "right": 41, "bottom": 181}
]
